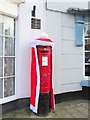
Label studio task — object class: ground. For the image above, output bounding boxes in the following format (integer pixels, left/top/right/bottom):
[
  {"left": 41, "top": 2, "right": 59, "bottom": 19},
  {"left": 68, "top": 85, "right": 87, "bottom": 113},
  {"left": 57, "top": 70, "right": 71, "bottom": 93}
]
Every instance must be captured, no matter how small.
[{"left": 2, "top": 99, "right": 89, "bottom": 119}]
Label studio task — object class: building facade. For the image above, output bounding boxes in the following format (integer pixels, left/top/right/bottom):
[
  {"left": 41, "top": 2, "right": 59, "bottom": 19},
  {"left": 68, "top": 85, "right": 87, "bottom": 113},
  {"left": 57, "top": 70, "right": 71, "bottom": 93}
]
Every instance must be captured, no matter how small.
[{"left": 0, "top": 0, "right": 89, "bottom": 107}]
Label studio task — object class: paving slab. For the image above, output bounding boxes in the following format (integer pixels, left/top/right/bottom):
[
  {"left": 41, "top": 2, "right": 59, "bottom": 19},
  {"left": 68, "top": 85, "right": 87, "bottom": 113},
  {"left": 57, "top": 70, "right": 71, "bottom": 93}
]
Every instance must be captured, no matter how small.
[
  {"left": 2, "top": 99, "right": 89, "bottom": 119},
  {"left": 71, "top": 112, "right": 88, "bottom": 118}
]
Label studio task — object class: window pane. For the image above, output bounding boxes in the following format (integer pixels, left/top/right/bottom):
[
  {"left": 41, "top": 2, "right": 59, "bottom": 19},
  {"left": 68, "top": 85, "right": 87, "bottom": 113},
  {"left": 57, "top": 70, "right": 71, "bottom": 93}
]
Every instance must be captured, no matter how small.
[
  {"left": 4, "top": 17, "right": 14, "bottom": 37},
  {"left": 4, "top": 77, "right": 15, "bottom": 97},
  {"left": 5, "top": 37, "right": 15, "bottom": 56},
  {"left": 0, "top": 58, "right": 3, "bottom": 77},
  {"left": 85, "top": 39, "right": 90, "bottom": 50},
  {"left": 4, "top": 58, "right": 15, "bottom": 76},
  {"left": 85, "top": 52, "right": 90, "bottom": 63},
  {"left": 85, "top": 65, "right": 90, "bottom": 76},
  {"left": 0, "top": 79, "right": 3, "bottom": 98},
  {"left": 85, "top": 24, "right": 90, "bottom": 36},
  {"left": 0, "top": 36, "right": 3, "bottom": 56},
  {"left": 0, "top": 15, "right": 3, "bottom": 35}
]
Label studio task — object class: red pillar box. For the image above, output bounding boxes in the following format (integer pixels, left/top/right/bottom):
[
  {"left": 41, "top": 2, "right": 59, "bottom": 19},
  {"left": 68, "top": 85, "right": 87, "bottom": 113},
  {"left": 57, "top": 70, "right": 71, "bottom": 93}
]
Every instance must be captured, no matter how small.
[{"left": 30, "top": 36, "right": 55, "bottom": 115}]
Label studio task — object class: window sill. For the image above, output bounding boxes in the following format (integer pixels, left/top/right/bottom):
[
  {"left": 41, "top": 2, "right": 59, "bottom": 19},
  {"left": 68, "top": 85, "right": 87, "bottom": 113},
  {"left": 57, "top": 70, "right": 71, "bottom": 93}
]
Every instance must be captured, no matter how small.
[{"left": 80, "top": 80, "right": 90, "bottom": 87}]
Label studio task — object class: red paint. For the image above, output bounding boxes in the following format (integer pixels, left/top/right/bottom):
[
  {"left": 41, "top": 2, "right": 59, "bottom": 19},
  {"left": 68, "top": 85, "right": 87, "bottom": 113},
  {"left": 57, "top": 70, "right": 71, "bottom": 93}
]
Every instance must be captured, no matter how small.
[
  {"left": 36, "top": 37, "right": 53, "bottom": 42},
  {"left": 30, "top": 48, "right": 37, "bottom": 106},
  {"left": 37, "top": 46, "right": 52, "bottom": 93}
]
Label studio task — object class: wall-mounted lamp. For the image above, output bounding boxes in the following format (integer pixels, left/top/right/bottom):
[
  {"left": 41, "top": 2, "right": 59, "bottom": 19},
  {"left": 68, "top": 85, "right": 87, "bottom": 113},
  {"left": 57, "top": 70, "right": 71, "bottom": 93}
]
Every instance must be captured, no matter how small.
[{"left": 31, "top": 5, "right": 36, "bottom": 17}]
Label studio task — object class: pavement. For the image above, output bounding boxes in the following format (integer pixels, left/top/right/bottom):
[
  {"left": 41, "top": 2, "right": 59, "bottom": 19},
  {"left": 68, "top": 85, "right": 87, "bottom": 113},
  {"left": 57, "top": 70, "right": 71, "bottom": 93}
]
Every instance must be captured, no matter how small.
[{"left": 2, "top": 99, "right": 89, "bottom": 119}]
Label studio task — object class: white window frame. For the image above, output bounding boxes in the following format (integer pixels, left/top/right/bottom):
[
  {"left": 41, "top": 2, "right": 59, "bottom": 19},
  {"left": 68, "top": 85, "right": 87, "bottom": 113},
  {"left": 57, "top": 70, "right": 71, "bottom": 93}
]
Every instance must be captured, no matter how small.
[
  {"left": 83, "top": 22, "right": 90, "bottom": 80},
  {"left": 0, "top": 15, "right": 17, "bottom": 104}
]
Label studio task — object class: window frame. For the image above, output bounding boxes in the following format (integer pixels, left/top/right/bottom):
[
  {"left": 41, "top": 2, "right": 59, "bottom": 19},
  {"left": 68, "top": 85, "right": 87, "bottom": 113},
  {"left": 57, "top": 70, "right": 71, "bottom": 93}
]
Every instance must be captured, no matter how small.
[
  {"left": 83, "top": 22, "right": 90, "bottom": 80},
  {"left": 0, "top": 15, "right": 17, "bottom": 104}
]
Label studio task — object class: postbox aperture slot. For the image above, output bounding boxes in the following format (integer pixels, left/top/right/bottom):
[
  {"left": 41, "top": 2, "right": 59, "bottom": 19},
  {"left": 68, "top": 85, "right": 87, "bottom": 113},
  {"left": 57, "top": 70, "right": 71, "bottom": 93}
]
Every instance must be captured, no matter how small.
[{"left": 40, "top": 50, "right": 49, "bottom": 53}]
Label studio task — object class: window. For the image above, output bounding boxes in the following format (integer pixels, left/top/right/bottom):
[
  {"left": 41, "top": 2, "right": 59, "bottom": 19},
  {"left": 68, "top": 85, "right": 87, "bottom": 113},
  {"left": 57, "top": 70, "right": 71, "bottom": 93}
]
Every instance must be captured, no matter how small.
[
  {"left": 84, "top": 23, "right": 90, "bottom": 77},
  {"left": 0, "top": 15, "right": 15, "bottom": 98}
]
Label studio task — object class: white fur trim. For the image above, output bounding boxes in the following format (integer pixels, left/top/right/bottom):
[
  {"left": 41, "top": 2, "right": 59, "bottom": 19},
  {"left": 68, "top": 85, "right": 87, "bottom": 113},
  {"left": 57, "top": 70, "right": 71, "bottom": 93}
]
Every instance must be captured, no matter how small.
[
  {"left": 30, "top": 40, "right": 54, "bottom": 48},
  {"left": 30, "top": 104, "right": 37, "bottom": 113},
  {"left": 34, "top": 47, "right": 40, "bottom": 113}
]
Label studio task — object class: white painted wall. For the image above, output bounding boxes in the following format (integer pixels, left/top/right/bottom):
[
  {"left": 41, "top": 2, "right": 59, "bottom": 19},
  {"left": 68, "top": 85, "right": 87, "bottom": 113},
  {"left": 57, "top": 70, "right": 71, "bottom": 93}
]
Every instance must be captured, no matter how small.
[
  {"left": 16, "top": 0, "right": 46, "bottom": 98},
  {"left": 7, "top": 0, "right": 25, "bottom": 5},
  {"left": 0, "top": 0, "right": 85, "bottom": 102},
  {"left": 45, "top": 11, "right": 83, "bottom": 94},
  {"left": 61, "top": 13, "right": 83, "bottom": 93},
  {"left": 17, "top": 0, "right": 84, "bottom": 97},
  {"left": 45, "top": 11, "right": 62, "bottom": 94},
  {"left": 47, "top": 0, "right": 89, "bottom": 12},
  {"left": 0, "top": 0, "right": 18, "bottom": 17}
]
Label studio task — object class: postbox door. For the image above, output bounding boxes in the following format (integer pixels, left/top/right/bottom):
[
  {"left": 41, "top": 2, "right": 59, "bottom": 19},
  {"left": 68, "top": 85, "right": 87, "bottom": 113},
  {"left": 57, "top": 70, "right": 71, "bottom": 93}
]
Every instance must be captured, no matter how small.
[{"left": 37, "top": 46, "right": 52, "bottom": 93}]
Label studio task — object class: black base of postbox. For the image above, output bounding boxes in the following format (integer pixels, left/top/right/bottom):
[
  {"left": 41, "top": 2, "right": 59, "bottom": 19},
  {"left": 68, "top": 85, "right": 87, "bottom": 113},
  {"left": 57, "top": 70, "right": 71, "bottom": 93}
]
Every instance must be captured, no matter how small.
[{"left": 37, "top": 92, "right": 51, "bottom": 116}]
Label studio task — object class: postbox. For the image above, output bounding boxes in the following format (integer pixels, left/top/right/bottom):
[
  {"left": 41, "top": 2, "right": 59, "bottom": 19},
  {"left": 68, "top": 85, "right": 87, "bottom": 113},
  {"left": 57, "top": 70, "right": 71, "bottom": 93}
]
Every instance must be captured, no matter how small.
[
  {"left": 30, "top": 36, "right": 55, "bottom": 116},
  {"left": 37, "top": 46, "right": 52, "bottom": 93}
]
